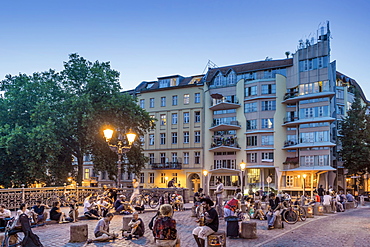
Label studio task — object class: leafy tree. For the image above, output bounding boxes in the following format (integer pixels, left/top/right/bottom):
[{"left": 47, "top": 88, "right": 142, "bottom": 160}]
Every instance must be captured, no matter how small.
[
  {"left": 0, "top": 54, "right": 153, "bottom": 187},
  {"left": 338, "top": 91, "right": 370, "bottom": 174}
]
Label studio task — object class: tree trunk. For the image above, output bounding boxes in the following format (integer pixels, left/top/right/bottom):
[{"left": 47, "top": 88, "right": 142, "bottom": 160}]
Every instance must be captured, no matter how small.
[{"left": 77, "top": 155, "right": 84, "bottom": 185}]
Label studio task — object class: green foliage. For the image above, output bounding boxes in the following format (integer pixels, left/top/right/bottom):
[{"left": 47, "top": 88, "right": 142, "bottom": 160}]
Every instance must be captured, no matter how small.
[
  {"left": 338, "top": 92, "right": 370, "bottom": 174},
  {"left": 0, "top": 54, "right": 152, "bottom": 187}
]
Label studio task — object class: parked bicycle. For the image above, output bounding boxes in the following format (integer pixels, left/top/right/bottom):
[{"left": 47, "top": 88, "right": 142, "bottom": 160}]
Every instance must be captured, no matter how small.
[
  {"left": 281, "top": 200, "right": 299, "bottom": 224},
  {"left": 45, "top": 190, "right": 76, "bottom": 207},
  {"left": 132, "top": 191, "right": 160, "bottom": 209}
]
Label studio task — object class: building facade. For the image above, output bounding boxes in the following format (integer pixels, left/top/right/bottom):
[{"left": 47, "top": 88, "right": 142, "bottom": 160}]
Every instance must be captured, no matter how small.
[{"left": 82, "top": 23, "right": 369, "bottom": 197}]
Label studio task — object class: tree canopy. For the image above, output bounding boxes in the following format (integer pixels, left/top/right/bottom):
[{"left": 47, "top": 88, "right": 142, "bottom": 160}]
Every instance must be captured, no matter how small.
[
  {"left": 338, "top": 91, "right": 370, "bottom": 175},
  {"left": 0, "top": 54, "right": 153, "bottom": 187}
]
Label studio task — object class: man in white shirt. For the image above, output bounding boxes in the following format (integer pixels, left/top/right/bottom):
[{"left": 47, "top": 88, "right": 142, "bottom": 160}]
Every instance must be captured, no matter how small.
[
  {"left": 0, "top": 204, "right": 11, "bottom": 228},
  {"left": 84, "top": 197, "right": 100, "bottom": 219},
  {"left": 215, "top": 178, "right": 224, "bottom": 218},
  {"left": 130, "top": 178, "right": 140, "bottom": 204}
]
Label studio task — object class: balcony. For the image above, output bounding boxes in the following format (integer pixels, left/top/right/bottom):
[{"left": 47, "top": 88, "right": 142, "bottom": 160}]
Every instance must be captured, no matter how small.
[
  {"left": 150, "top": 162, "right": 182, "bottom": 170},
  {"left": 282, "top": 91, "right": 335, "bottom": 104},
  {"left": 209, "top": 98, "right": 241, "bottom": 111},
  {"left": 283, "top": 157, "right": 299, "bottom": 170},
  {"left": 282, "top": 116, "right": 335, "bottom": 127},
  {"left": 283, "top": 140, "right": 336, "bottom": 150},
  {"left": 284, "top": 140, "right": 298, "bottom": 147},
  {"left": 209, "top": 120, "right": 241, "bottom": 132},
  {"left": 209, "top": 136, "right": 240, "bottom": 152}
]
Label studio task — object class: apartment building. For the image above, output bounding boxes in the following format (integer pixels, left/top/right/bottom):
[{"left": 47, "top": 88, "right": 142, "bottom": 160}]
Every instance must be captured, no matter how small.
[{"left": 82, "top": 23, "right": 368, "bottom": 196}]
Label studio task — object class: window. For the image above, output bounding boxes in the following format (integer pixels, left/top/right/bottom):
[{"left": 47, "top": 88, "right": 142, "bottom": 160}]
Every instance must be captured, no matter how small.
[
  {"left": 149, "top": 134, "right": 154, "bottom": 145},
  {"left": 184, "top": 112, "right": 190, "bottom": 123},
  {"left": 261, "top": 118, "right": 274, "bottom": 129},
  {"left": 261, "top": 101, "right": 276, "bottom": 111},
  {"left": 247, "top": 136, "right": 257, "bottom": 146},
  {"left": 149, "top": 153, "right": 155, "bottom": 164},
  {"left": 183, "top": 131, "right": 189, "bottom": 143},
  {"left": 194, "top": 131, "right": 201, "bottom": 143},
  {"left": 247, "top": 119, "right": 257, "bottom": 130},
  {"left": 286, "top": 176, "right": 293, "bottom": 187},
  {"left": 150, "top": 98, "right": 154, "bottom": 108},
  {"left": 140, "top": 99, "right": 145, "bottom": 108},
  {"left": 262, "top": 152, "right": 274, "bottom": 161},
  {"left": 261, "top": 84, "right": 276, "bottom": 94},
  {"left": 183, "top": 152, "right": 189, "bottom": 164},
  {"left": 261, "top": 135, "right": 274, "bottom": 145},
  {"left": 172, "top": 95, "right": 178, "bottom": 106},
  {"left": 337, "top": 105, "right": 345, "bottom": 115},
  {"left": 160, "top": 133, "right": 166, "bottom": 145},
  {"left": 245, "top": 86, "right": 257, "bottom": 96},
  {"left": 160, "top": 153, "right": 166, "bottom": 164},
  {"left": 172, "top": 113, "right": 178, "bottom": 124},
  {"left": 160, "top": 173, "right": 166, "bottom": 183},
  {"left": 84, "top": 168, "right": 90, "bottom": 179},
  {"left": 195, "top": 152, "right": 200, "bottom": 164},
  {"left": 172, "top": 153, "right": 177, "bottom": 162},
  {"left": 184, "top": 94, "right": 190, "bottom": 104},
  {"left": 336, "top": 89, "right": 344, "bottom": 99},
  {"left": 161, "top": 97, "right": 166, "bottom": 107},
  {"left": 195, "top": 111, "right": 201, "bottom": 123},
  {"left": 172, "top": 173, "right": 178, "bottom": 183},
  {"left": 140, "top": 173, "right": 144, "bottom": 183},
  {"left": 101, "top": 171, "right": 106, "bottom": 180},
  {"left": 172, "top": 132, "right": 178, "bottom": 144},
  {"left": 160, "top": 114, "right": 166, "bottom": 126},
  {"left": 247, "top": 153, "right": 257, "bottom": 163},
  {"left": 149, "top": 173, "right": 154, "bottom": 183},
  {"left": 245, "top": 102, "right": 257, "bottom": 113},
  {"left": 195, "top": 93, "right": 201, "bottom": 103}
]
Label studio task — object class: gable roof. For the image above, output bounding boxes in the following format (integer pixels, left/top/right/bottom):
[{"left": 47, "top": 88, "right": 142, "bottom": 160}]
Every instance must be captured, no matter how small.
[{"left": 205, "top": 58, "right": 293, "bottom": 83}]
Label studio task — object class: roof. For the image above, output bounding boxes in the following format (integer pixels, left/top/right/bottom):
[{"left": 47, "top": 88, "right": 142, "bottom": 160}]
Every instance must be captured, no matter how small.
[
  {"left": 336, "top": 71, "right": 368, "bottom": 103},
  {"left": 205, "top": 58, "right": 293, "bottom": 83}
]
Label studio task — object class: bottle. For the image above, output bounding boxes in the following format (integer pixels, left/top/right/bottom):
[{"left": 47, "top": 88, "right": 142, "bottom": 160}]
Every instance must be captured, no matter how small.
[{"left": 199, "top": 213, "right": 205, "bottom": 226}]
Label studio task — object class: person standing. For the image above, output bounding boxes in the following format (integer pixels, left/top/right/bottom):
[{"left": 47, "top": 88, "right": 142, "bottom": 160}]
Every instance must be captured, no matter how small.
[
  {"left": 318, "top": 185, "right": 325, "bottom": 204},
  {"left": 167, "top": 178, "right": 176, "bottom": 188},
  {"left": 130, "top": 178, "right": 140, "bottom": 204},
  {"left": 214, "top": 178, "right": 224, "bottom": 219}
]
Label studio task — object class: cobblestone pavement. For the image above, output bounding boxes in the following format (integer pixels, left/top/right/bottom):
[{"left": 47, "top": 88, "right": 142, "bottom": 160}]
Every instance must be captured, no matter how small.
[{"left": 28, "top": 203, "right": 370, "bottom": 247}]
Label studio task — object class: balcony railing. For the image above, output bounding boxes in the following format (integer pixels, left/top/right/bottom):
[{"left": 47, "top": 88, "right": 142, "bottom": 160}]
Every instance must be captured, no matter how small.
[
  {"left": 211, "top": 164, "right": 237, "bottom": 170},
  {"left": 211, "top": 136, "right": 240, "bottom": 148},
  {"left": 284, "top": 116, "right": 298, "bottom": 123},
  {"left": 284, "top": 140, "right": 298, "bottom": 147},
  {"left": 212, "top": 120, "right": 239, "bottom": 127},
  {"left": 284, "top": 92, "right": 298, "bottom": 100},
  {"left": 151, "top": 162, "right": 182, "bottom": 170}
]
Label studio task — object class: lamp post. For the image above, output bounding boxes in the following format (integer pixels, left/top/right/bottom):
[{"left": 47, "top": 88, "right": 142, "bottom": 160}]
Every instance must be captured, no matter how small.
[
  {"left": 240, "top": 160, "right": 246, "bottom": 201},
  {"left": 103, "top": 128, "right": 136, "bottom": 189},
  {"left": 203, "top": 170, "right": 208, "bottom": 196},
  {"left": 303, "top": 174, "right": 307, "bottom": 197}
]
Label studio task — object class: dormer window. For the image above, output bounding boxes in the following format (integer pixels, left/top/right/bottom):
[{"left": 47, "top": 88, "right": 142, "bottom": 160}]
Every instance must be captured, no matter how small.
[{"left": 159, "top": 79, "right": 170, "bottom": 88}]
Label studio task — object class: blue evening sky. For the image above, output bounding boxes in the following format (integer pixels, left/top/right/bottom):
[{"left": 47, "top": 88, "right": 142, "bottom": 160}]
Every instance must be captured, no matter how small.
[{"left": 1, "top": 0, "right": 369, "bottom": 98}]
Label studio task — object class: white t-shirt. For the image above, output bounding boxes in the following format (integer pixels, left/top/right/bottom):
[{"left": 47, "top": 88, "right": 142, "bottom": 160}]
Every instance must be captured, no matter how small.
[
  {"left": 0, "top": 209, "right": 11, "bottom": 218},
  {"left": 133, "top": 181, "right": 140, "bottom": 194},
  {"left": 84, "top": 201, "right": 93, "bottom": 213},
  {"left": 216, "top": 183, "right": 224, "bottom": 198},
  {"left": 323, "top": 195, "right": 331, "bottom": 205}
]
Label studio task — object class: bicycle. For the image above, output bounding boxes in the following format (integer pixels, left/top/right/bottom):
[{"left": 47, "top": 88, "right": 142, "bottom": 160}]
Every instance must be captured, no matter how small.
[
  {"left": 132, "top": 191, "right": 160, "bottom": 209},
  {"left": 45, "top": 191, "right": 76, "bottom": 207},
  {"left": 293, "top": 205, "right": 306, "bottom": 221},
  {"left": 281, "top": 200, "right": 298, "bottom": 224},
  {"left": 2, "top": 217, "right": 25, "bottom": 247}
]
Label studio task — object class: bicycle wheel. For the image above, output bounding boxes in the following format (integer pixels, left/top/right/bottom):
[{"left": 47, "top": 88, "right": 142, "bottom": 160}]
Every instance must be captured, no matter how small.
[
  {"left": 3, "top": 232, "right": 25, "bottom": 247},
  {"left": 283, "top": 209, "right": 298, "bottom": 224},
  {"left": 298, "top": 207, "right": 306, "bottom": 221},
  {"left": 149, "top": 196, "right": 159, "bottom": 208}
]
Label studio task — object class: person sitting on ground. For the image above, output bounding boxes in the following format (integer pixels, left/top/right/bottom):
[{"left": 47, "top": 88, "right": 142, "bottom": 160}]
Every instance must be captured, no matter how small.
[
  {"left": 193, "top": 198, "right": 219, "bottom": 247},
  {"left": 114, "top": 195, "right": 132, "bottom": 214},
  {"left": 87, "top": 213, "right": 118, "bottom": 243},
  {"left": 97, "top": 197, "right": 109, "bottom": 217},
  {"left": 224, "top": 193, "right": 242, "bottom": 217},
  {"left": 252, "top": 200, "right": 265, "bottom": 220},
  {"left": 152, "top": 204, "right": 180, "bottom": 247},
  {"left": 126, "top": 211, "right": 145, "bottom": 240},
  {"left": 266, "top": 193, "right": 282, "bottom": 230},
  {"left": 69, "top": 199, "right": 79, "bottom": 222},
  {"left": 0, "top": 204, "right": 11, "bottom": 229},
  {"left": 31, "top": 200, "right": 49, "bottom": 225},
  {"left": 84, "top": 196, "right": 100, "bottom": 219},
  {"left": 173, "top": 194, "right": 184, "bottom": 211},
  {"left": 346, "top": 191, "right": 354, "bottom": 202},
  {"left": 50, "top": 201, "right": 68, "bottom": 223}
]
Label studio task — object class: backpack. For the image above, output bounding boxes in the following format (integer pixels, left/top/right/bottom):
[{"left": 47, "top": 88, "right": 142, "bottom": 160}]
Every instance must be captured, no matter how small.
[{"left": 148, "top": 212, "right": 159, "bottom": 230}]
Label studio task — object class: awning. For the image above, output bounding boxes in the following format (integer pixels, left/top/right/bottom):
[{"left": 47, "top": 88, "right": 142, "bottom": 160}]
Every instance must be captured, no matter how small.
[
  {"left": 208, "top": 168, "right": 240, "bottom": 174},
  {"left": 282, "top": 166, "right": 336, "bottom": 172}
]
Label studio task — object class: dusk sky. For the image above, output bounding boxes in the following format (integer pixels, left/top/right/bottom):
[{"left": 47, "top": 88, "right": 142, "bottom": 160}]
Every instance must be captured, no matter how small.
[{"left": 1, "top": 0, "right": 370, "bottom": 98}]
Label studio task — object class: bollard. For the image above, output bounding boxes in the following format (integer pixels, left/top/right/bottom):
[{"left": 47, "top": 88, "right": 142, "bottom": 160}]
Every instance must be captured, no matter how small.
[
  {"left": 70, "top": 224, "right": 88, "bottom": 242},
  {"left": 303, "top": 205, "right": 313, "bottom": 218},
  {"left": 360, "top": 195, "right": 365, "bottom": 206}
]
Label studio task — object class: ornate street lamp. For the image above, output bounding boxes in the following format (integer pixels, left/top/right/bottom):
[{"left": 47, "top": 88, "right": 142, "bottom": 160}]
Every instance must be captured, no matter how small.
[
  {"left": 103, "top": 128, "right": 136, "bottom": 188},
  {"left": 303, "top": 174, "right": 307, "bottom": 197},
  {"left": 203, "top": 170, "right": 208, "bottom": 196},
  {"left": 240, "top": 160, "right": 246, "bottom": 202}
]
